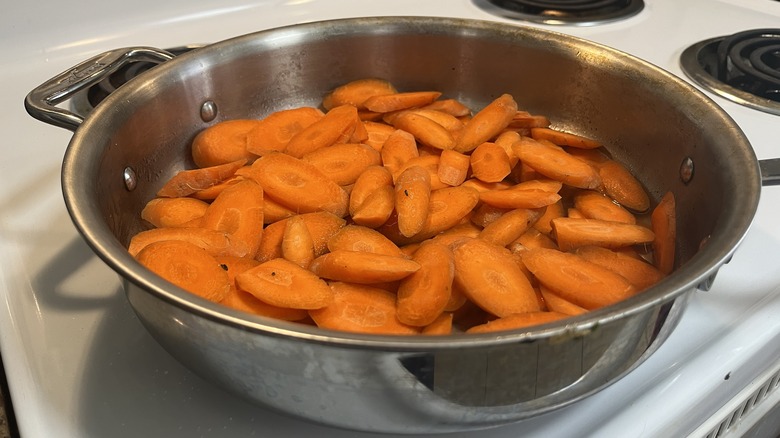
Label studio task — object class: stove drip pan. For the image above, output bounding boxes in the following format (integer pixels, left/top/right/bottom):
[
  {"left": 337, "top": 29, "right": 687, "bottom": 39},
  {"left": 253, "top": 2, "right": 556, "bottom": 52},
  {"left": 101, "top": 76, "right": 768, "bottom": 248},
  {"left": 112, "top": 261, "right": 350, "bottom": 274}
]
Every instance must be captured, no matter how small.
[
  {"left": 680, "top": 29, "right": 780, "bottom": 116},
  {"left": 473, "top": 0, "right": 644, "bottom": 26}
]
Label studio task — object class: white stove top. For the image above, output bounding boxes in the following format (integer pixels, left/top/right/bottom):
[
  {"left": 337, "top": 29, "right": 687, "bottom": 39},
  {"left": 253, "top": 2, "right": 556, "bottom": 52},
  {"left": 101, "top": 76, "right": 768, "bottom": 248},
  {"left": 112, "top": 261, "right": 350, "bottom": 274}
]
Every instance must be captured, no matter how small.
[{"left": 2, "top": 1, "right": 780, "bottom": 437}]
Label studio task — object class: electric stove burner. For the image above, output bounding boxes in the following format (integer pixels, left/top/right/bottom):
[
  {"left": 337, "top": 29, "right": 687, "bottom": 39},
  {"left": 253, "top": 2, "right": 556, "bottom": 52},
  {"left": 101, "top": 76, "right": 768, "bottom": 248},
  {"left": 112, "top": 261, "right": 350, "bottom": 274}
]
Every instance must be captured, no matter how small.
[
  {"left": 473, "top": 0, "right": 644, "bottom": 26},
  {"left": 680, "top": 29, "right": 780, "bottom": 116},
  {"left": 71, "top": 45, "right": 203, "bottom": 116}
]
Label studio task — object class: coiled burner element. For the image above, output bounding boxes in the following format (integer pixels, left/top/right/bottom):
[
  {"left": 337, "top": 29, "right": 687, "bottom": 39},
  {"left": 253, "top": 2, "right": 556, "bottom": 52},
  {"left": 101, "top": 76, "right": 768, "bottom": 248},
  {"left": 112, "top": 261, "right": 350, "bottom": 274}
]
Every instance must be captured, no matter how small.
[{"left": 474, "top": 0, "right": 644, "bottom": 25}]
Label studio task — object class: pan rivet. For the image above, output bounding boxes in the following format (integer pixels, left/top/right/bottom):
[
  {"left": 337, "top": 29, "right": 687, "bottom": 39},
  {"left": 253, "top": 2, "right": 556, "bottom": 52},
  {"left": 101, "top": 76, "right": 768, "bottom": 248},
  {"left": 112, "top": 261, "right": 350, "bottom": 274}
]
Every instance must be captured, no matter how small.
[
  {"left": 680, "top": 157, "right": 694, "bottom": 184},
  {"left": 200, "top": 100, "right": 217, "bottom": 122},
  {"left": 123, "top": 166, "right": 137, "bottom": 191}
]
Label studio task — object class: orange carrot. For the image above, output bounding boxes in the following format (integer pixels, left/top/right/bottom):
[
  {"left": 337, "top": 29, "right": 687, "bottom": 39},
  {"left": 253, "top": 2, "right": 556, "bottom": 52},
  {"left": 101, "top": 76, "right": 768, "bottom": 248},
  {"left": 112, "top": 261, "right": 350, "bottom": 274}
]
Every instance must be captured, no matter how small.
[
  {"left": 396, "top": 242, "right": 455, "bottom": 326},
  {"left": 302, "top": 142, "right": 381, "bottom": 186},
  {"left": 510, "top": 227, "right": 558, "bottom": 251},
  {"left": 574, "top": 246, "right": 665, "bottom": 291},
  {"left": 530, "top": 127, "right": 600, "bottom": 149},
  {"left": 391, "top": 111, "right": 455, "bottom": 151},
  {"left": 327, "top": 225, "right": 406, "bottom": 258},
  {"left": 128, "top": 227, "right": 247, "bottom": 258},
  {"left": 420, "top": 98, "right": 471, "bottom": 117},
  {"left": 437, "top": 149, "right": 471, "bottom": 186},
  {"left": 201, "top": 179, "right": 265, "bottom": 258},
  {"left": 220, "top": 288, "right": 309, "bottom": 321},
  {"left": 245, "top": 107, "right": 324, "bottom": 156},
  {"left": 157, "top": 159, "right": 247, "bottom": 198},
  {"left": 466, "top": 311, "right": 569, "bottom": 333},
  {"left": 262, "top": 197, "right": 296, "bottom": 224},
  {"left": 380, "top": 129, "right": 419, "bottom": 175},
  {"left": 394, "top": 166, "right": 432, "bottom": 237},
  {"left": 392, "top": 154, "right": 447, "bottom": 190},
  {"left": 322, "top": 78, "right": 397, "bottom": 110},
  {"left": 362, "top": 120, "right": 396, "bottom": 151},
  {"left": 551, "top": 217, "right": 655, "bottom": 251},
  {"left": 521, "top": 247, "right": 637, "bottom": 309},
  {"left": 409, "top": 109, "right": 465, "bottom": 134},
  {"left": 533, "top": 200, "right": 564, "bottom": 236},
  {"left": 539, "top": 286, "right": 588, "bottom": 316},
  {"left": 281, "top": 215, "right": 315, "bottom": 268},
  {"left": 512, "top": 136, "right": 601, "bottom": 189},
  {"left": 351, "top": 185, "right": 395, "bottom": 228},
  {"left": 651, "top": 191, "right": 676, "bottom": 275},
  {"left": 255, "top": 211, "right": 346, "bottom": 262},
  {"left": 451, "top": 238, "right": 540, "bottom": 317},
  {"left": 493, "top": 130, "right": 521, "bottom": 167},
  {"left": 141, "top": 197, "right": 209, "bottom": 228},
  {"left": 470, "top": 142, "right": 512, "bottom": 183},
  {"left": 479, "top": 208, "right": 543, "bottom": 247},
  {"left": 309, "top": 250, "right": 421, "bottom": 283},
  {"left": 573, "top": 190, "right": 637, "bottom": 224},
  {"left": 284, "top": 104, "right": 359, "bottom": 158},
  {"left": 190, "top": 174, "right": 246, "bottom": 201},
  {"left": 470, "top": 203, "right": 511, "bottom": 228},
  {"left": 598, "top": 159, "right": 651, "bottom": 212},
  {"left": 421, "top": 312, "right": 454, "bottom": 335},
  {"left": 191, "top": 119, "right": 260, "bottom": 168},
  {"left": 363, "top": 91, "right": 442, "bottom": 113},
  {"left": 454, "top": 94, "right": 518, "bottom": 153},
  {"left": 236, "top": 258, "right": 333, "bottom": 309},
  {"left": 508, "top": 111, "right": 551, "bottom": 129},
  {"left": 135, "top": 240, "right": 230, "bottom": 302}
]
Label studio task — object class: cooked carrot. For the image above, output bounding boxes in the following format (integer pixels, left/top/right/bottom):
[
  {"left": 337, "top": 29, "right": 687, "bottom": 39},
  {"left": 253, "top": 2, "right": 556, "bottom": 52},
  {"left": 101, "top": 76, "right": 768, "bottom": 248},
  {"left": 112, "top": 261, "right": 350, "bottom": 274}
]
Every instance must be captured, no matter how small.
[
  {"left": 479, "top": 185, "right": 562, "bottom": 210},
  {"left": 510, "top": 162, "right": 541, "bottom": 183},
  {"left": 566, "top": 147, "right": 610, "bottom": 168},
  {"left": 201, "top": 179, "right": 264, "bottom": 258},
  {"left": 421, "top": 312, "right": 454, "bottom": 335},
  {"left": 470, "top": 142, "right": 512, "bottom": 183},
  {"left": 459, "top": 178, "right": 513, "bottom": 193},
  {"left": 510, "top": 227, "right": 558, "bottom": 251},
  {"left": 327, "top": 225, "right": 406, "bottom": 258},
  {"left": 470, "top": 203, "right": 511, "bottom": 228},
  {"left": 255, "top": 211, "right": 346, "bottom": 262},
  {"left": 309, "top": 250, "right": 421, "bottom": 283},
  {"left": 358, "top": 110, "right": 384, "bottom": 122},
  {"left": 539, "top": 286, "right": 588, "bottom": 316},
  {"left": 394, "top": 165, "right": 432, "bottom": 238},
  {"left": 530, "top": 127, "right": 600, "bottom": 149},
  {"left": 573, "top": 190, "right": 637, "bottom": 224},
  {"left": 322, "top": 78, "right": 397, "bottom": 111},
  {"left": 302, "top": 142, "right": 381, "bottom": 186},
  {"left": 420, "top": 98, "right": 471, "bottom": 117},
  {"left": 351, "top": 185, "right": 395, "bottom": 228},
  {"left": 190, "top": 175, "right": 246, "bottom": 201},
  {"left": 284, "top": 104, "right": 359, "bottom": 158},
  {"left": 396, "top": 242, "right": 455, "bottom": 326},
  {"left": 392, "top": 155, "right": 447, "bottom": 190},
  {"left": 281, "top": 215, "right": 315, "bottom": 268},
  {"left": 191, "top": 119, "right": 260, "bottom": 168},
  {"left": 508, "top": 111, "right": 551, "bottom": 129},
  {"left": 451, "top": 238, "right": 540, "bottom": 317},
  {"left": 236, "top": 258, "right": 333, "bottom": 309},
  {"left": 533, "top": 199, "right": 564, "bottom": 235},
  {"left": 454, "top": 94, "right": 518, "bottom": 153},
  {"left": 551, "top": 217, "right": 655, "bottom": 251},
  {"left": 308, "top": 282, "right": 418, "bottom": 335},
  {"left": 349, "top": 165, "right": 393, "bottom": 215},
  {"left": 262, "top": 196, "right": 296, "bottom": 224},
  {"left": 444, "top": 282, "right": 469, "bottom": 312},
  {"left": 135, "top": 240, "right": 230, "bottom": 302},
  {"left": 349, "top": 117, "right": 369, "bottom": 144},
  {"left": 409, "top": 109, "right": 465, "bottom": 134},
  {"left": 380, "top": 129, "right": 419, "bottom": 175},
  {"left": 245, "top": 107, "right": 324, "bottom": 156},
  {"left": 391, "top": 111, "right": 455, "bottom": 151},
  {"left": 213, "top": 254, "right": 260, "bottom": 284},
  {"left": 651, "top": 191, "right": 676, "bottom": 275},
  {"left": 362, "top": 120, "right": 396, "bottom": 151},
  {"left": 141, "top": 197, "right": 209, "bottom": 228},
  {"left": 437, "top": 149, "right": 471, "bottom": 186},
  {"left": 479, "top": 208, "right": 543, "bottom": 247},
  {"left": 493, "top": 130, "right": 521, "bottom": 167},
  {"left": 574, "top": 246, "right": 664, "bottom": 291},
  {"left": 598, "top": 159, "right": 651, "bottom": 212},
  {"left": 567, "top": 207, "right": 586, "bottom": 219},
  {"left": 128, "top": 227, "right": 246, "bottom": 258},
  {"left": 466, "top": 311, "right": 569, "bottom": 333},
  {"left": 249, "top": 152, "right": 349, "bottom": 217},
  {"left": 521, "top": 247, "right": 637, "bottom": 309},
  {"left": 363, "top": 91, "right": 442, "bottom": 113},
  {"left": 220, "top": 288, "right": 309, "bottom": 321},
  {"left": 512, "top": 136, "right": 601, "bottom": 189},
  {"left": 157, "top": 159, "right": 247, "bottom": 198}
]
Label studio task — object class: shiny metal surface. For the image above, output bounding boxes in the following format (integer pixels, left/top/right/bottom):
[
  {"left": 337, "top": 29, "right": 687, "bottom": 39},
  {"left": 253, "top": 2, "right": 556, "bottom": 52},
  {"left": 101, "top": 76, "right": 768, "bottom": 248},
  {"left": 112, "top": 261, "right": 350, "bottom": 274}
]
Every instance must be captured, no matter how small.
[{"left": 31, "top": 17, "right": 764, "bottom": 433}]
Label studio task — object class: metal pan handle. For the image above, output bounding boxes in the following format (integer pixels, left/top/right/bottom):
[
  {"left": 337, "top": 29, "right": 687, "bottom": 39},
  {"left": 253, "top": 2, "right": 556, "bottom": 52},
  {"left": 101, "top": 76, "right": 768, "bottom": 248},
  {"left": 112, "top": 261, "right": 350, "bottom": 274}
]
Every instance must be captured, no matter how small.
[
  {"left": 24, "top": 47, "right": 174, "bottom": 132},
  {"left": 760, "top": 158, "right": 780, "bottom": 186}
]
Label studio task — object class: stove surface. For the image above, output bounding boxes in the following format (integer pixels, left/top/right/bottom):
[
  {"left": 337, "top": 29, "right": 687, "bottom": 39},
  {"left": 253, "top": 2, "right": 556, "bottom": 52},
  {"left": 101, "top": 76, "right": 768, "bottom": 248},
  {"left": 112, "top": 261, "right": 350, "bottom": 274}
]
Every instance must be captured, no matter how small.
[{"left": 2, "top": 1, "right": 780, "bottom": 437}]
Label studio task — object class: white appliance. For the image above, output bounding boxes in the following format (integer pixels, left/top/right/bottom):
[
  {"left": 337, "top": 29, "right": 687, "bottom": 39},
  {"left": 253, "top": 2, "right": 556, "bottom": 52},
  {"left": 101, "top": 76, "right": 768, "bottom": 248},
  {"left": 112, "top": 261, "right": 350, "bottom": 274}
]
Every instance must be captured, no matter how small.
[{"left": 1, "top": 1, "right": 779, "bottom": 436}]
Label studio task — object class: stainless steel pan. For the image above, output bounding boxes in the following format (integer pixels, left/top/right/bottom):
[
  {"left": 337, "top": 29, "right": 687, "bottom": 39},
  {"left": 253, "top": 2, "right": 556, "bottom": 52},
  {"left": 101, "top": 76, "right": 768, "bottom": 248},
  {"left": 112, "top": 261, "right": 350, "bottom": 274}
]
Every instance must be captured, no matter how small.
[{"left": 25, "top": 16, "right": 780, "bottom": 434}]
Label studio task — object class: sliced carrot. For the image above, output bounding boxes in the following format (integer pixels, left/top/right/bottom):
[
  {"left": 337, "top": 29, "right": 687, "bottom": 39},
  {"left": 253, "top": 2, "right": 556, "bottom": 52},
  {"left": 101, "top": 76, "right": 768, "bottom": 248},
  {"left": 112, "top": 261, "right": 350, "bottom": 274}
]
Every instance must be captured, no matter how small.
[
  {"left": 249, "top": 152, "right": 349, "bottom": 217},
  {"left": 493, "top": 130, "right": 521, "bottom": 167},
  {"left": 191, "top": 119, "right": 260, "bottom": 168},
  {"left": 349, "top": 117, "right": 370, "bottom": 144},
  {"left": 322, "top": 78, "right": 397, "bottom": 111},
  {"left": 454, "top": 94, "right": 518, "bottom": 153},
  {"left": 392, "top": 154, "right": 446, "bottom": 190},
  {"left": 567, "top": 207, "right": 586, "bottom": 219},
  {"left": 135, "top": 240, "right": 230, "bottom": 302},
  {"left": 510, "top": 162, "right": 541, "bottom": 183},
  {"left": 444, "top": 282, "right": 469, "bottom": 312},
  {"left": 284, "top": 104, "right": 359, "bottom": 158},
  {"left": 236, "top": 258, "right": 333, "bottom": 309},
  {"left": 190, "top": 174, "right": 246, "bottom": 201},
  {"left": 508, "top": 111, "right": 551, "bottom": 129},
  {"left": 309, "top": 250, "right": 421, "bottom": 283},
  {"left": 470, "top": 203, "right": 511, "bottom": 228},
  {"left": 351, "top": 185, "right": 395, "bottom": 228},
  {"left": 220, "top": 288, "right": 309, "bottom": 321},
  {"left": 451, "top": 238, "right": 540, "bottom": 317},
  {"left": 459, "top": 178, "right": 513, "bottom": 193},
  {"left": 437, "top": 149, "right": 471, "bottom": 186},
  {"left": 327, "top": 225, "right": 406, "bottom": 258},
  {"left": 598, "top": 159, "right": 651, "bottom": 212},
  {"left": 573, "top": 190, "right": 637, "bottom": 224},
  {"left": 530, "top": 127, "right": 600, "bottom": 149},
  {"left": 394, "top": 165, "right": 432, "bottom": 237},
  {"left": 409, "top": 109, "right": 465, "bottom": 134},
  {"left": 157, "top": 159, "right": 247, "bottom": 198},
  {"left": 302, "top": 142, "right": 381, "bottom": 186},
  {"left": 479, "top": 208, "right": 543, "bottom": 247},
  {"left": 391, "top": 111, "right": 455, "bottom": 151},
  {"left": 533, "top": 199, "right": 564, "bottom": 236},
  {"left": 281, "top": 215, "right": 315, "bottom": 268},
  {"left": 429, "top": 221, "right": 482, "bottom": 247},
  {"left": 141, "top": 197, "right": 209, "bottom": 228},
  {"left": 566, "top": 147, "right": 610, "bottom": 168},
  {"left": 201, "top": 179, "right": 264, "bottom": 258},
  {"left": 128, "top": 227, "right": 246, "bottom": 258},
  {"left": 349, "top": 165, "right": 393, "bottom": 215},
  {"left": 651, "top": 191, "right": 676, "bottom": 275},
  {"left": 521, "top": 247, "right": 637, "bottom": 309},
  {"left": 308, "top": 282, "right": 418, "bottom": 335},
  {"left": 551, "top": 217, "right": 655, "bottom": 251},
  {"left": 380, "top": 129, "right": 419, "bottom": 175},
  {"left": 255, "top": 211, "right": 346, "bottom": 262},
  {"left": 420, "top": 98, "right": 471, "bottom": 117},
  {"left": 470, "top": 142, "right": 512, "bottom": 183},
  {"left": 512, "top": 136, "right": 601, "bottom": 189},
  {"left": 396, "top": 242, "right": 455, "bottom": 326},
  {"left": 539, "top": 286, "right": 588, "bottom": 316},
  {"left": 245, "top": 107, "right": 324, "bottom": 156},
  {"left": 262, "top": 197, "right": 296, "bottom": 224},
  {"left": 363, "top": 91, "right": 442, "bottom": 113},
  {"left": 574, "top": 246, "right": 665, "bottom": 291},
  {"left": 421, "top": 312, "right": 454, "bottom": 335},
  {"left": 362, "top": 121, "right": 396, "bottom": 151},
  {"left": 479, "top": 186, "right": 562, "bottom": 210},
  {"left": 510, "top": 227, "right": 558, "bottom": 251},
  {"left": 466, "top": 311, "right": 569, "bottom": 333}
]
